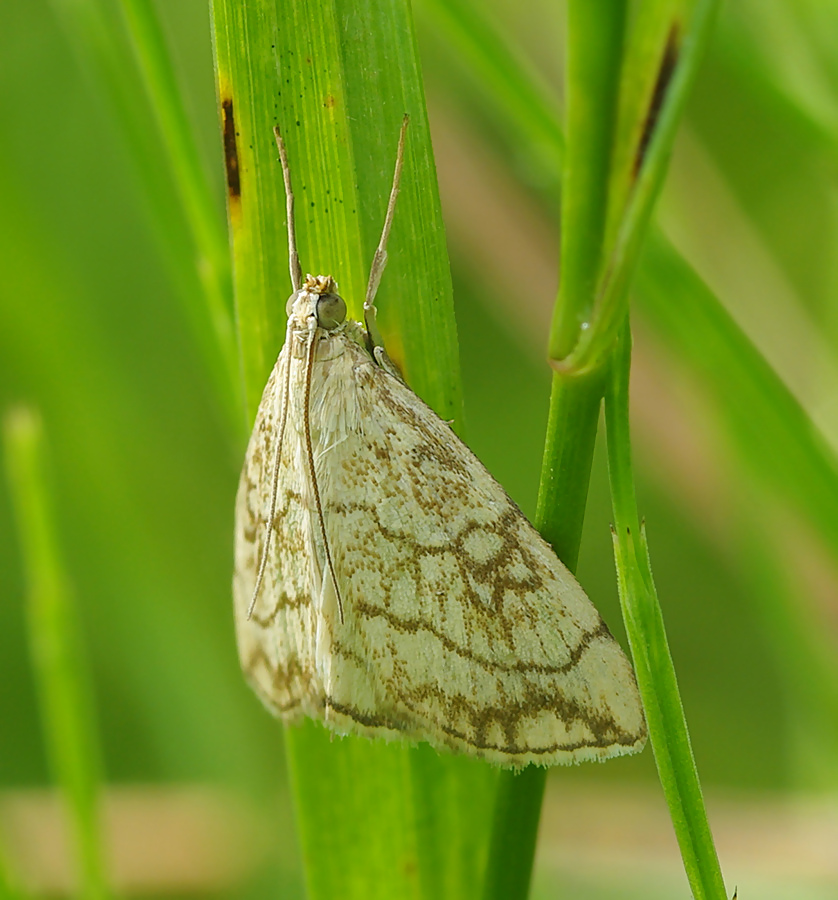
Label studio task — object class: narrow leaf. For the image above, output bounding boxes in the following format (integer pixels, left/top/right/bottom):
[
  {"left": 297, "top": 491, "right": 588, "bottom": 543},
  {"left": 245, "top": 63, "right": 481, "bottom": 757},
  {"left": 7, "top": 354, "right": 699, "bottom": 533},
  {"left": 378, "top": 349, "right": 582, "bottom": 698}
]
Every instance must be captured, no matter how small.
[
  {"left": 47, "top": 0, "right": 239, "bottom": 430},
  {"left": 118, "top": 0, "right": 238, "bottom": 407},
  {"left": 604, "top": 326, "right": 728, "bottom": 900},
  {"left": 3, "top": 408, "right": 111, "bottom": 900}
]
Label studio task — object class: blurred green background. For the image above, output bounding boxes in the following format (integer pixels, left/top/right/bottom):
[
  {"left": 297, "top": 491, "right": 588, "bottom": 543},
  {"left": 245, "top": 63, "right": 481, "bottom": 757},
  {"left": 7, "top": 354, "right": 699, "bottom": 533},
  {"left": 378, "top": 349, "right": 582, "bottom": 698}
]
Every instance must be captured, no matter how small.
[{"left": 2, "top": 0, "right": 838, "bottom": 897}]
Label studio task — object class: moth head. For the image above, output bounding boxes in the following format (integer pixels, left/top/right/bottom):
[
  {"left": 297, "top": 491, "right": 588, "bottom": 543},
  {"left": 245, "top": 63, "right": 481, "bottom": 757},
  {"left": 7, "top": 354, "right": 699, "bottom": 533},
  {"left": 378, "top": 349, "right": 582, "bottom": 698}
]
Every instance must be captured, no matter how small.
[{"left": 287, "top": 274, "right": 347, "bottom": 331}]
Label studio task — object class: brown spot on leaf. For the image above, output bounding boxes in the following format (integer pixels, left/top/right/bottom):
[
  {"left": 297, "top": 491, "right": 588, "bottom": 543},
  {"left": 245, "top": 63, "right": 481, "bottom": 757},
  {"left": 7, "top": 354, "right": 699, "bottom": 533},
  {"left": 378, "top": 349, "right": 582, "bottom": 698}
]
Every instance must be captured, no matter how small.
[{"left": 221, "top": 96, "right": 241, "bottom": 200}]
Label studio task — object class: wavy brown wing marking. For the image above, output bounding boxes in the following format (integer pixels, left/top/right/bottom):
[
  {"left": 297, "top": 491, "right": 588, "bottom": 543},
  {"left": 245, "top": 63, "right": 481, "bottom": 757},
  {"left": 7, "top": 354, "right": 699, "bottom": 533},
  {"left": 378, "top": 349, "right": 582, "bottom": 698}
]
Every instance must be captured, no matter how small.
[
  {"left": 233, "top": 355, "right": 322, "bottom": 718},
  {"left": 315, "top": 350, "right": 646, "bottom": 766}
]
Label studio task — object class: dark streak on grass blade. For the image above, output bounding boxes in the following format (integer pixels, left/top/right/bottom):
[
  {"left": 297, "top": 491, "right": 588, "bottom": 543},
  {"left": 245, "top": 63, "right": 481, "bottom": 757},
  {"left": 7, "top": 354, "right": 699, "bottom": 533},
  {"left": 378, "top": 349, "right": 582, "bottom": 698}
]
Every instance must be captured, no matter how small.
[
  {"left": 3, "top": 409, "right": 111, "bottom": 900},
  {"left": 211, "top": 0, "right": 496, "bottom": 896}
]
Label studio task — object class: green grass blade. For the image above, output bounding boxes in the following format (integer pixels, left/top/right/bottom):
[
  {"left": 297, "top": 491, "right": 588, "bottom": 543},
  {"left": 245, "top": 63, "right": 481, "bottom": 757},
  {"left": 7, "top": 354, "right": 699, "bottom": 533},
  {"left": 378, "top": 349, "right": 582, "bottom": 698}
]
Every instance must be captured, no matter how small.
[
  {"left": 479, "top": 738, "right": 542, "bottom": 900},
  {"left": 118, "top": 0, "right": 238, "bottom": 407},
  {"left": 211, "top": 0, "right": 495, "bottom": 896},
  {"left": 604, "top": 326, "right": 728, "bottom": 900},
  {"left": 417, "top": 0, "right": 563, "bottom": 168},
  {"left": 0, "top": 846, "right": 25, "bottom": 900},
  {"left": 212, "top": 0, "right": 463, "bottom": 427},
  {"left": 46, "top": 0, "right": 239, "bottom": 430},
  {"left": 736, "top": 515, "right": 838, "bottom": 788},
  {"left": 637, "top": 231, "right": 838, "bottom": 780},
  {"left": 638, "top": 231, "right": 838, "bottom": 561},
  {"left": 3, "top": 409, "right": 111, "bottom": 900},
  {"left": 0, "top": 854, "right": 9, "bottom": 900}
]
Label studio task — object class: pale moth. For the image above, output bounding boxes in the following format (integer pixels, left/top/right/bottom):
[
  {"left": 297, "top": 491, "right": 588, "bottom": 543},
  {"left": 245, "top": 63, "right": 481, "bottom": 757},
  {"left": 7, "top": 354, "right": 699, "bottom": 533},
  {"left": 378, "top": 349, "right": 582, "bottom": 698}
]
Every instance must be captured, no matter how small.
[{"left": 233, "top": 119, "right": 647, "bottom": 768}]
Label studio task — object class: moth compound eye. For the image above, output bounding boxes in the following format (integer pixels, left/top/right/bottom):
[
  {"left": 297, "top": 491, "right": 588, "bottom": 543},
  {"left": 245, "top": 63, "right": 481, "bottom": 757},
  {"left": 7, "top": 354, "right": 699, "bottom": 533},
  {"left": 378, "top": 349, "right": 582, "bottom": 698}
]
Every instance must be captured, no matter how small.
[{"left": 316, "top": 293, "right": 347, "bottom": 330}]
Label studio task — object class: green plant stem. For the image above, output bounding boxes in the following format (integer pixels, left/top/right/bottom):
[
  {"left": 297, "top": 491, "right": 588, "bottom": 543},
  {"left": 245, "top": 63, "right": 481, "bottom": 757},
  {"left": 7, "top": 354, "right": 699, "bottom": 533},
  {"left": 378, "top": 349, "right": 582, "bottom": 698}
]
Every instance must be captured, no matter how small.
[
  {"left": 3, "top": 409, "right": 110, "bottom": 900},
  {"left": 549, "top": 0, "right": 626, "bottom": 361},
  {"left": 481, "top": 765, "right": 546, "bottom": 900},
  {"left": 535, "top": 371, "right": 608, "bottom": 564},
  {"left": 604, "top": 324, "right": 727, "bottom": 900},
  {"left": 563, "top": 0, "right": 721, "bottom": 373},
  {"left": 481, "top": 368, "right": 604, "bottom": 900}
]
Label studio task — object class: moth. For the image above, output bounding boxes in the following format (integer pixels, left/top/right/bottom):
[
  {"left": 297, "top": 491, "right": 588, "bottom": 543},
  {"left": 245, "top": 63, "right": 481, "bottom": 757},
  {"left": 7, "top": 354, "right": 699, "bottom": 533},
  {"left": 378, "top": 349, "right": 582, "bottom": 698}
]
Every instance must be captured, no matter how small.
[{"left": 233, "top": 119, "right": 646, "bottom": 768}]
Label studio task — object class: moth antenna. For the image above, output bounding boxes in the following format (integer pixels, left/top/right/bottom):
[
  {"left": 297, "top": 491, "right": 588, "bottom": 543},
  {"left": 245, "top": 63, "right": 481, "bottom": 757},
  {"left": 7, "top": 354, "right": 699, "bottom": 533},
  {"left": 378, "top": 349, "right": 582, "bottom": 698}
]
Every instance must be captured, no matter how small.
[
  {"left": 274, "top": 125, "right": 303, "bottom": 292},
  {"left": 364, "top": 115, "right": 409, "bottom": 350},
  {"left": 248, "top": 319, "right": 295, "bottom": 619},
  {"left": 302, "top": 325, "right": 345, "bottom": 623}
]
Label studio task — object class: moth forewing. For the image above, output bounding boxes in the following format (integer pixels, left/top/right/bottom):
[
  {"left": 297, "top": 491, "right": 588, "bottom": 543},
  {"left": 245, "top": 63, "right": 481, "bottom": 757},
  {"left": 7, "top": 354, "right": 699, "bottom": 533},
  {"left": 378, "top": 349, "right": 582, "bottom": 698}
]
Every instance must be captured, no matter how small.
[{"left": 232, "top": 123, "right": 647, "bottom": 768}]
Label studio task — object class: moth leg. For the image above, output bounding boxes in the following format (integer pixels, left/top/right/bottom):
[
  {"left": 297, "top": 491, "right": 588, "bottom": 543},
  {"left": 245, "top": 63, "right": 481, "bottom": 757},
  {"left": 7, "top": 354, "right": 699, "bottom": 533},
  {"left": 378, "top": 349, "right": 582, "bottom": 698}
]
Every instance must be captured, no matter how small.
[{"left": 373, "top": 346, "right": 405, "bottom": 382}]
